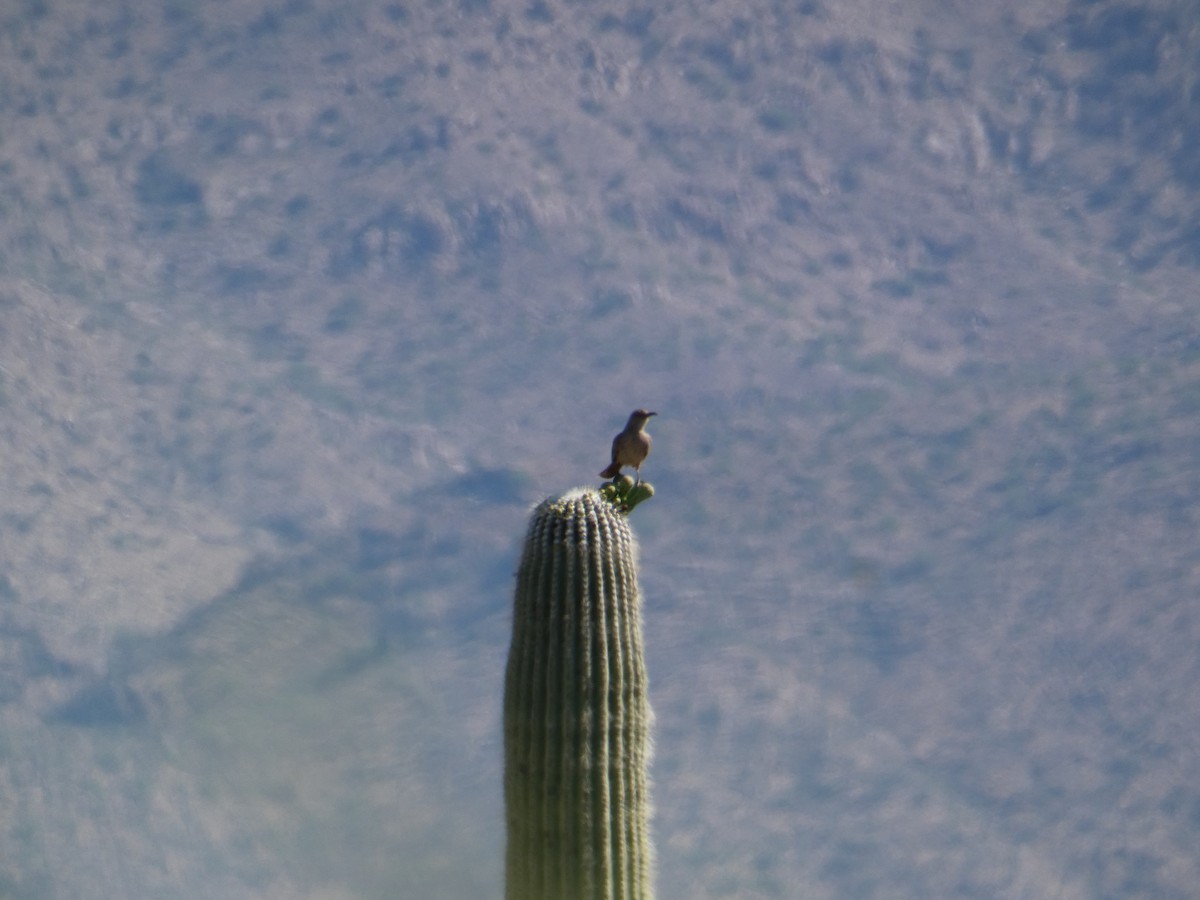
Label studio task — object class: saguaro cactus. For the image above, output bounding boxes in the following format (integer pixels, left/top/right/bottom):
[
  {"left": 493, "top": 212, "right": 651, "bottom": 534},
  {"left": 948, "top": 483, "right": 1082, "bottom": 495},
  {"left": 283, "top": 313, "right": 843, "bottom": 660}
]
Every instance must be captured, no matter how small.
[{"left": 504, "top": 486, "right": 654, "bottom": 900}]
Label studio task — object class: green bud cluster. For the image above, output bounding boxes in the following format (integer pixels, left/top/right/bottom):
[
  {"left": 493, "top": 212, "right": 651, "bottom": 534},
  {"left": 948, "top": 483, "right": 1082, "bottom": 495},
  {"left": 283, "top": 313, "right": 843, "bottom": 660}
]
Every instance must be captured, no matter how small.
[{"left": 599, "top": 475, "right": 655, "bottom": 513}]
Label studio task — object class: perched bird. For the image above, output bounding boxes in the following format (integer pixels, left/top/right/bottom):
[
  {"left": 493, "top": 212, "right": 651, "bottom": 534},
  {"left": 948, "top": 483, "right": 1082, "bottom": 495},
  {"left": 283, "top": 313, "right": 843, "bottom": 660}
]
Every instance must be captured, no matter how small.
[{"left": 599, "top": 409, "right": 657, "bottom": 483}]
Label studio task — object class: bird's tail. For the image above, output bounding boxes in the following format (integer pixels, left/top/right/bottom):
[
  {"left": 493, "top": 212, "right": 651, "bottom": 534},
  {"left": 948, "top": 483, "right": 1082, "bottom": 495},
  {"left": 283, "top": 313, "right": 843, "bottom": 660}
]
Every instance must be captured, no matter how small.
[{"left": 599, "top": 462, "right": 622, "bottom": 478}]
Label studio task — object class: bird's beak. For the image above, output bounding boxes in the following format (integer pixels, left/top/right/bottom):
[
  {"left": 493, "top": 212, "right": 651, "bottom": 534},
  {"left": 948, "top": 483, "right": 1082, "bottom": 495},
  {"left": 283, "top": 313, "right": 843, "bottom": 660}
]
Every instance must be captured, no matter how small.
[{"left": 647, "top": 411, "right": 657, "bottom": 417}]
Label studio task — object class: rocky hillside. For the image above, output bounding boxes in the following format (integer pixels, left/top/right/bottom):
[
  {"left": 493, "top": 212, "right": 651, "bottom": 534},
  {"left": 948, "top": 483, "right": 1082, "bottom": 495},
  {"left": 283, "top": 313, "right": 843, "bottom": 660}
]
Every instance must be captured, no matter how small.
[{"left": 1, "top": 0, "right": 1197, "bottom": 897}]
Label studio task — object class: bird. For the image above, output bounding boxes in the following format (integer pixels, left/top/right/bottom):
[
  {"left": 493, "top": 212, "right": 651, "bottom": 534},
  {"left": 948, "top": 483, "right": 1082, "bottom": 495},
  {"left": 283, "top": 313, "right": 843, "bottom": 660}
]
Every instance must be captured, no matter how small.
[{"left": 599, "top": 409, "right": 657, "bottom": 483}]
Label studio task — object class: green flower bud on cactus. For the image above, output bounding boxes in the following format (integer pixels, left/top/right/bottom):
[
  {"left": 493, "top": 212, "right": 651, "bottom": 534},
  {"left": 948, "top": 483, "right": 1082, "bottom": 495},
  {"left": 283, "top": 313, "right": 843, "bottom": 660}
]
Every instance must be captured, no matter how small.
[
  {"left": 504, "top": 488, "right": 654, "bottom": 900},
  {"left": 598, "top": 477, "right": 655, "bottom": 514}
]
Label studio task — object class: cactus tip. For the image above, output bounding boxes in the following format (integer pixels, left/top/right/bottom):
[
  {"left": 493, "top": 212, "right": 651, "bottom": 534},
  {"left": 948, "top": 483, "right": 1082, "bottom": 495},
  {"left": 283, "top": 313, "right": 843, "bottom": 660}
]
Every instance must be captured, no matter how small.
[{"left": 599, "top": 475, "right": 655, "bottom": 514}]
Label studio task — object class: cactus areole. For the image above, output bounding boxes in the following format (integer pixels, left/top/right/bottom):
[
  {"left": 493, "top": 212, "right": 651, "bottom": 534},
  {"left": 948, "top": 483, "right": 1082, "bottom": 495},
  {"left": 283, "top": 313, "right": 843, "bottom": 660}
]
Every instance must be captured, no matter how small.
[{"left": 504, "top": 488, "right": 654, "bottom": 900}]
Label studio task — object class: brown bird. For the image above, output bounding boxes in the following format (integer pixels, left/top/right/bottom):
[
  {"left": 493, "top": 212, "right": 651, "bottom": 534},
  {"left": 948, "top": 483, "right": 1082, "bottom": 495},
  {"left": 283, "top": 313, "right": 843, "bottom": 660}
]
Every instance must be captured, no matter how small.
[{"left": 599, "top": 409, "right": 657, "bottom": 483}]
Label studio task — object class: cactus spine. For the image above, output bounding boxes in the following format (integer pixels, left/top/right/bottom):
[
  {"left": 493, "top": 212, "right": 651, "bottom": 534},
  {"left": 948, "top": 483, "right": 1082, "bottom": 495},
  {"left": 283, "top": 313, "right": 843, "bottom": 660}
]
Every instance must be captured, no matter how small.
[{"left": 504, "top": 488, "right": 654, "bottom": 900}]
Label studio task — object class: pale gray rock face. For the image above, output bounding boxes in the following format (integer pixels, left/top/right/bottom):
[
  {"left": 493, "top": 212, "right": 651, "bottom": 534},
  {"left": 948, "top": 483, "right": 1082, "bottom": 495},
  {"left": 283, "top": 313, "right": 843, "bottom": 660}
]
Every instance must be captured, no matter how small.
[{"left": 0, "top": 0, "right": 1196, "bottom": 897}]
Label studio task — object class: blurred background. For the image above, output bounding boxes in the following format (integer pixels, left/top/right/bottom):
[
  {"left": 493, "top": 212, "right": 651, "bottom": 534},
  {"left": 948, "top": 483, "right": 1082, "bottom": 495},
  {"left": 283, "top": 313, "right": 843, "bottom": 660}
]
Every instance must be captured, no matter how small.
[{"left": 1, "top": 0, "right": 1198, "bottom": 897}]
